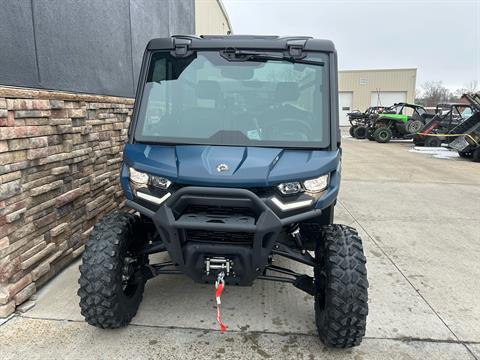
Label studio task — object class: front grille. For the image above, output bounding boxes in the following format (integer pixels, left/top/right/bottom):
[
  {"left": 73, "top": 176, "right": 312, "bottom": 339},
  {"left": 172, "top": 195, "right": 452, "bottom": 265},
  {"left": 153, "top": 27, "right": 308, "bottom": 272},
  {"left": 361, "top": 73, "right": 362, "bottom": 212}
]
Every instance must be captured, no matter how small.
[
  {"left": 185, "top": 229, "right": 254, "bottom": 245},
  {"left": 183, "top": 204, "right": 255, "bottom": 218}
]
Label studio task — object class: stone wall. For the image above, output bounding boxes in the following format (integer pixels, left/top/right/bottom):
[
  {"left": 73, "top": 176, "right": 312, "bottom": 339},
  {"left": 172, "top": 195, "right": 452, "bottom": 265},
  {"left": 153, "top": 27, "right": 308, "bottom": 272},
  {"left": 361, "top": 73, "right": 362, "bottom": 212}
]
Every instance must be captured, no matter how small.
[{"left": 0, "top": 87, "right": 133, "bottom": 317}]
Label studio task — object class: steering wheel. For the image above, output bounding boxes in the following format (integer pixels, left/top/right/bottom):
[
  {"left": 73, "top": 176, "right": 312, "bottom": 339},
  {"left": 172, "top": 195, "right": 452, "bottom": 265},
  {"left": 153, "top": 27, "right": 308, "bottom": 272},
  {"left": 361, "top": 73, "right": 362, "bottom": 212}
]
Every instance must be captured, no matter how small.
[{"left": 262, "top": 118, "right": 312, "bottom": 141}]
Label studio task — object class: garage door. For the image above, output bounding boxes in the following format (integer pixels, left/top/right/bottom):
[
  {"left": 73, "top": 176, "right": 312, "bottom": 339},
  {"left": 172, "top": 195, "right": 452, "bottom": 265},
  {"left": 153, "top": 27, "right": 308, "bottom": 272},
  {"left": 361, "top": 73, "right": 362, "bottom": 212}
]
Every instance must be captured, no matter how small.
[
  {"left": 339, "top": 92, "right": 353, "bottom": 126},
  {"left": 370, "top": 91, "right": 406, "bottom": 107}
]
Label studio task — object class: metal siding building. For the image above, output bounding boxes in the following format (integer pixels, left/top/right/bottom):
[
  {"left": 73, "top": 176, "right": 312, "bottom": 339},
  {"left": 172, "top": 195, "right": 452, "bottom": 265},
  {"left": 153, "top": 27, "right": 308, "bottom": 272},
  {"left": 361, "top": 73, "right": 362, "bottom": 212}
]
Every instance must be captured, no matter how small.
[
  {"left": 195, "top": 0, "right": 232, "bottom": 35},
  {"left": 338, "top": 68, "right": 417, "bottom": 126},
  {"left": 0, "top": 0, "right": 196, "bottom": 97}
]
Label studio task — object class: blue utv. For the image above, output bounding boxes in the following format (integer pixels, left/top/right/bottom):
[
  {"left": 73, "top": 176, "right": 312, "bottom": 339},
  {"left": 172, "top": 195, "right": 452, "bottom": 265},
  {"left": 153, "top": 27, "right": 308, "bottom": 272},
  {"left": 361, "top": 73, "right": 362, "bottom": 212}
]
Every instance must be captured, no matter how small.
[{"left": 78, "top": 35, "right": 369, "bottom": 348}]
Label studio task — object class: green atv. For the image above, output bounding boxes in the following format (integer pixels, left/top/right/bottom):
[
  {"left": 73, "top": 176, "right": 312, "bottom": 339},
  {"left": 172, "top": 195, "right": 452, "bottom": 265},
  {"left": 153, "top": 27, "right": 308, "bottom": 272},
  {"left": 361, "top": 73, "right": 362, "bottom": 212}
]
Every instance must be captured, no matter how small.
[{"left": 367, "top": 103, "right": 433, "bottom": 143}]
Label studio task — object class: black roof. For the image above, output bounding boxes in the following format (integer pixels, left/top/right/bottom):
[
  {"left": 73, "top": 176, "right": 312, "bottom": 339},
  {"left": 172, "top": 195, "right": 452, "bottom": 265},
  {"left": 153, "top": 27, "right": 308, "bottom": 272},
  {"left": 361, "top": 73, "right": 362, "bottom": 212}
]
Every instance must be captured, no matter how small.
[
  {"left": 147, "top": 35, "right": 336, "bottom": 53},
  {"left": 436, "top": 103, "right": 471, "bottom": 107},
  {"left": 393, "top": 102, "right": 425, "bottom": 108}
]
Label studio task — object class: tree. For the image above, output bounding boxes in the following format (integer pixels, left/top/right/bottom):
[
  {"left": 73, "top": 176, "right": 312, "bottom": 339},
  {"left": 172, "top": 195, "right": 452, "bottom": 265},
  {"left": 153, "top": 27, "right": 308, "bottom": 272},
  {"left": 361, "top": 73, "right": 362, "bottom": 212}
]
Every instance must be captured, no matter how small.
[
  {"left": 417, "top": 81, "right": 452, "bottom": 107},
  {"left": 453, "top": 80, "right": 479, "bottom": 99},
  {"left": 414, "top": 88, "right": 426, "bottom": 106},
  {"left": 465, "top": 80, "right": 478, "bottom": 92}
]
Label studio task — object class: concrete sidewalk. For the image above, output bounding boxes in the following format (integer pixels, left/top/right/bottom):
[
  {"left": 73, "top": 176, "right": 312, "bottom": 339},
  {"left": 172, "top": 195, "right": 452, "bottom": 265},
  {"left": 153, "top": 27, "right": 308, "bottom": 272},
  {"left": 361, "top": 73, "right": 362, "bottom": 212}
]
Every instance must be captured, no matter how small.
[{"left": 1, "top": 138, "right": 479, "bottom": 359}]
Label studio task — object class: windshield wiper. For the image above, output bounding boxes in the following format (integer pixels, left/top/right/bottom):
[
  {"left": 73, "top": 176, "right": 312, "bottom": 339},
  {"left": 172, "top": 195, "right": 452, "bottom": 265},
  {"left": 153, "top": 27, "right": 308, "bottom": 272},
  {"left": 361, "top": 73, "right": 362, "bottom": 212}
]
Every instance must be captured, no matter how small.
[{"left": 220, "top": 49, "right": 324, "bottom": 66}]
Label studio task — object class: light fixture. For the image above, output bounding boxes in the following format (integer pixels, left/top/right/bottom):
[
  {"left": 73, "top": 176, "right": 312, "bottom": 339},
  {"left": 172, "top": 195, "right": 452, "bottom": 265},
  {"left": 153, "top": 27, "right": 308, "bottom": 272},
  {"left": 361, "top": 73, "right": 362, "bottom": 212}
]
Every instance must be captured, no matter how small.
[
  {"left": 136, "top": 191, "right": 171, "bottom": 205},
  {"left": 303, "top": 175, "right": 329, "bottom": 193},
  {"left": 277, "top": 182, "right": 302, "bottom": 195},
  {"left": 129, "top": 167, "right": 172, "bottom": 189},
  {"left": 129, "top": 167, "right": 148, "bottom": 186},
  {"left": 150, "top": 176, "right": 172, "bottom": 190},
  {"left": 271, "top": 197, "right": 312, "bottom": 211}
]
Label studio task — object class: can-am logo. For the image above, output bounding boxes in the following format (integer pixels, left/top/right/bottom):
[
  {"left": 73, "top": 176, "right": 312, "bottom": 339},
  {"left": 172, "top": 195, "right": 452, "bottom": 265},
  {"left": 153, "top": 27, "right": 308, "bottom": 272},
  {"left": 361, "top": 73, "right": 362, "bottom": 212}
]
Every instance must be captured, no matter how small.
[{"left": 216, "top": 163, "right": 229, "bottom": 172}]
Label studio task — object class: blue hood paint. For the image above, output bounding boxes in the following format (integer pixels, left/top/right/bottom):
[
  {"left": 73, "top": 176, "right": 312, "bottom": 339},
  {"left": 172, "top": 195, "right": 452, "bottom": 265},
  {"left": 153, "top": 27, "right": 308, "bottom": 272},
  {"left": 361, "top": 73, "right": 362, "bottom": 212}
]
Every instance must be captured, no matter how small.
[{"left": 123, "top": 144, "right": 339, "bottom": 187}]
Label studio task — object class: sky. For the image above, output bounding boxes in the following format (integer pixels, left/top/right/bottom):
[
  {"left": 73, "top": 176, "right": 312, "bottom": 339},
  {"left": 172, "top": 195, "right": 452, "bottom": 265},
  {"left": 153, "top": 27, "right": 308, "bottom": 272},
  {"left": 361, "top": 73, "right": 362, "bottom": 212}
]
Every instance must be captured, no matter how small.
[{"left": 222, "top": 0, "right": 480, "bottom": 91}]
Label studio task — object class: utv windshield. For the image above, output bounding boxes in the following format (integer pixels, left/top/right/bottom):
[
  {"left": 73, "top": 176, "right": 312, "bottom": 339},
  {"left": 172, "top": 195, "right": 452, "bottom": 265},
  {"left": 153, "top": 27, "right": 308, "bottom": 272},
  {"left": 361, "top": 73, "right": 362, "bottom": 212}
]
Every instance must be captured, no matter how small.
[{"left": 134, "top": 51, "right": 329, "bottom": 148}]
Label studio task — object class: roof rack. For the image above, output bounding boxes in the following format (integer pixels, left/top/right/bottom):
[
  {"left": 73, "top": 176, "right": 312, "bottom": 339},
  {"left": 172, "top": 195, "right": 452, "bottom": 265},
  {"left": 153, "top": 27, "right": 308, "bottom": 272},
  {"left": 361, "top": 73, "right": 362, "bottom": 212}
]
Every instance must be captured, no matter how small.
[
  {"left": 172, "top": 34, "right": 314, "bottom": 41},
  {"left": 147, "top": 35, "right": 336, "bottom": 53},
  {"left": 436, "top": 103, "right": 473, "bottom": 107},
  {"left": 278, "top": 36, "right": 313, "bottom": 40},
  {"left": 171, "top": 34, "right": 202, "bottom": 40},
  {"left": 200, "top": 35, "right": 278, "bottom": 40}
]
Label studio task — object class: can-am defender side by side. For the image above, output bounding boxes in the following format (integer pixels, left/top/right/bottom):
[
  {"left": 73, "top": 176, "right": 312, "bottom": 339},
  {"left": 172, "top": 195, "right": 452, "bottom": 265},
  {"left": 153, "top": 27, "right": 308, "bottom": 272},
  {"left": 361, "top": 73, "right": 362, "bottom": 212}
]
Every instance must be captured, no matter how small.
[{"left": 78, "top": 35, "right": 369, "bottom": 348}]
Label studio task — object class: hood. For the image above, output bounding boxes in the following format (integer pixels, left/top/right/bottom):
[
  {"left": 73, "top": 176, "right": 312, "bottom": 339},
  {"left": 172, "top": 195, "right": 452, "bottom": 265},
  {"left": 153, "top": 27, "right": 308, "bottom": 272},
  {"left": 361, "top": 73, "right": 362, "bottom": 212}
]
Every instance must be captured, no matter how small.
[{"left": 124, "top": 144, "right": 339, "bottom": 187}]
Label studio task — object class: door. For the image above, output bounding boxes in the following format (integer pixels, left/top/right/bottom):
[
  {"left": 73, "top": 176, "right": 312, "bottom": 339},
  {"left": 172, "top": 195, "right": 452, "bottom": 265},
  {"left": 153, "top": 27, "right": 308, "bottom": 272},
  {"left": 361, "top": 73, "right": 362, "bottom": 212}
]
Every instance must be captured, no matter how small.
[
  {"left": 370, "top": 91, "right": 407, "bottom": 107},
  {"left": 339, "top": 92, "right": 353, "bottom": 126}
]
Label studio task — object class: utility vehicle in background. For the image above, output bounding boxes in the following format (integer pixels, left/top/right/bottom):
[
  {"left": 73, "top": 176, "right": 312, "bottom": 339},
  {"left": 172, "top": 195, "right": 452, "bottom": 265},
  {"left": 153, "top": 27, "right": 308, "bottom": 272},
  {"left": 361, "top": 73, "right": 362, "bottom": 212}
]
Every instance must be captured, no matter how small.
[
  {"left": 413, "top": 103, "right": 474, "bottom": 147},
  {"left": 367, "top": 102, "right": 433, "bottom": 143},
  {"left": 348, "top": 106, "right": 386, "bottom": 139},
  {"left": 448, "top": 93, "right": 480, "bottom": 161},
  {"left": 78, "top": 35, "right": 369, "bottom": 348}
]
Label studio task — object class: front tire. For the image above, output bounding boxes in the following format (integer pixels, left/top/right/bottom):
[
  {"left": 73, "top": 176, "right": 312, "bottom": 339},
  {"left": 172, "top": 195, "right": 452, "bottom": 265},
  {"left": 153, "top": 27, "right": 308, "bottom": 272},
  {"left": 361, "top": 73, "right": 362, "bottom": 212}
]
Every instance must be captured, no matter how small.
[
  {"left": 314, "top": 225, "right": 368, "bottom": 348},
  {"left": 353, "top": 125, "right": 367, "bottom": 139},
  {"left": 374, "top": 127, "right": 392, "bottom": 143},
  {"left": 78, "top": 212, "right": 148, "bottom": 328},
  {"left": 349, "top": 126, "right": 357, "bottom": 137}
]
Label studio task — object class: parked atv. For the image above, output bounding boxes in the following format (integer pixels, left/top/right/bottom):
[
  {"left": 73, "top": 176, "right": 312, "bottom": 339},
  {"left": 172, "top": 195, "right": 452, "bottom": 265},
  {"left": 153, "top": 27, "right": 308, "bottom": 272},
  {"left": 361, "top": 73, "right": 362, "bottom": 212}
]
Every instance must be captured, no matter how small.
[
  {"left": 78, "top": 35, "right": 369, "bottom": 348},
  {"left": 413, "top": 103, "right": 474, "bottom": 147},
  {"left": 348, "top": 106, "right": 386, "bottom": 139},
  {"left": 368, "top": 103, "right": 433, "bottom": 143}
]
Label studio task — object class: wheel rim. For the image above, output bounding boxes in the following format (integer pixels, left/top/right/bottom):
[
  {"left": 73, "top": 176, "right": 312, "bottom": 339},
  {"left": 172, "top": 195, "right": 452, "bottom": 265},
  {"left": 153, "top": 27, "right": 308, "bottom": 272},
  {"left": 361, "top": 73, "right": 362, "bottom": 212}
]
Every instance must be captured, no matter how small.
[
  {"left": 121, "top": 252, "right": 142, "bottom": 297},
  {"left": 409, "top": 122, "right": 422, "bottom": 133},
  {"left": 379, "top": 130, "right": 388, "bottom": 141}
]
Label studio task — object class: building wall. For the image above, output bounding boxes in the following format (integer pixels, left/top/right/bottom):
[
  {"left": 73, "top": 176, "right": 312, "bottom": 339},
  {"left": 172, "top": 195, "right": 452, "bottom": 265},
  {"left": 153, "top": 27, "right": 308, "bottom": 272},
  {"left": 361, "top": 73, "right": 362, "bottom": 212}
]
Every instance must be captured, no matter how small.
[
  {"left": 195, "top": 0, "right": 232, "bottom": 35},
  {"left": 339, "top": 68, "right": 417, "bottom": 111},
  {"left": 0, "top": 0, "right": 233, "bottom": 318},
  {"left": 0, "top": 86, "right": 133, "bottom": 317},
  {"left": 0, "top": 0, "right": 195, "bottom": 97}
]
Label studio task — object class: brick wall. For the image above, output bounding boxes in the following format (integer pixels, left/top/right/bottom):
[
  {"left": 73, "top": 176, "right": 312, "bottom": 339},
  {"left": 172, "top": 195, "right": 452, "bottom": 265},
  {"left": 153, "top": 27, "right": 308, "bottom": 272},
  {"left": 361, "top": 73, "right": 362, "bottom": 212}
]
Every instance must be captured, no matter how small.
[{"left": 0, "top": 87, "right": 133, "bottom": 317}]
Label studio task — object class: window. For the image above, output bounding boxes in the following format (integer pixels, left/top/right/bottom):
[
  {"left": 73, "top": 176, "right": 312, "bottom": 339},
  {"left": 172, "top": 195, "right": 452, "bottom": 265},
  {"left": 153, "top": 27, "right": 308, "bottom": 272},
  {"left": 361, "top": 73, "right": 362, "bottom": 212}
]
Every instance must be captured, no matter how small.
[{"left": 134, "top": 51, "right": 330, "bottom": 148}]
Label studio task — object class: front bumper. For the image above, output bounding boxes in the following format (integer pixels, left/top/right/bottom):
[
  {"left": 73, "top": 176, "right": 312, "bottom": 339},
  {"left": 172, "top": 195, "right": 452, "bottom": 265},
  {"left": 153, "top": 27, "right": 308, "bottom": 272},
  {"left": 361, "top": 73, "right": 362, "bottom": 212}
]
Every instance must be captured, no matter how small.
[{"left": 126, "top": 186, "right": 322, "bottom": 285}]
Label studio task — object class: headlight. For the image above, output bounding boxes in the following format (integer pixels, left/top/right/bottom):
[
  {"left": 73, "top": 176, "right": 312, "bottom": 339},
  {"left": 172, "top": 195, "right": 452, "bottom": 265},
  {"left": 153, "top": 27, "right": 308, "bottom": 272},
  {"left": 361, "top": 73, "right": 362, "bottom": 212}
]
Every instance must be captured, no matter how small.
[
  {"left": 150, "top": 176, "right": 171, "bottom": 189},
  {"left": 303, "top": 175, "right": 329, "bottom": 193},
  {"left": 129, "top": 167, "right": 148, "bottom": 186},
  {"left": 128, "top": 167, "right": 172, "bottom": 189},
  {"left": 277, "top": 182, "right": 302, "bottom": 195}
]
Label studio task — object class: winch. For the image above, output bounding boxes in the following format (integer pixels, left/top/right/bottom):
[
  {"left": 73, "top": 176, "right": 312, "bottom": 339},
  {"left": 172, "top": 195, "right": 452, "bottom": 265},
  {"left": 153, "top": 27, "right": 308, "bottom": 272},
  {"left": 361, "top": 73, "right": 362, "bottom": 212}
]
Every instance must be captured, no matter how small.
[{"left": 205, "top": 257, "right": 233, "bottom": 276}]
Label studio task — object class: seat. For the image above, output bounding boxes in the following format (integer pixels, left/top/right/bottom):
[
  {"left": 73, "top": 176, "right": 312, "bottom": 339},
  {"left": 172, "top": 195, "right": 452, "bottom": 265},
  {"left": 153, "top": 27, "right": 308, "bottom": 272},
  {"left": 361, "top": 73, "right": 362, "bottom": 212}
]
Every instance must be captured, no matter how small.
[{"left": 178, "top": 80, "right": 225, "bottom": 138}]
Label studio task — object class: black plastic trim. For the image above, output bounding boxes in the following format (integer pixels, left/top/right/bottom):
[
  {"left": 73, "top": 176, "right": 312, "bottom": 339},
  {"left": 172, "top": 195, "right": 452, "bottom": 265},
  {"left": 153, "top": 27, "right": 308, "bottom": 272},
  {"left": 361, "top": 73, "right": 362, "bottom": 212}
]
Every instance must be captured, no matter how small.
[
  {"left": 134, "top": 186, "right": 321, "bottom": 285},
  {"left": 125, "top": 199, "right": 155, "bottom": 218},
  {"left": 147, "top": 36, "right": 335, "bottom": 53}
]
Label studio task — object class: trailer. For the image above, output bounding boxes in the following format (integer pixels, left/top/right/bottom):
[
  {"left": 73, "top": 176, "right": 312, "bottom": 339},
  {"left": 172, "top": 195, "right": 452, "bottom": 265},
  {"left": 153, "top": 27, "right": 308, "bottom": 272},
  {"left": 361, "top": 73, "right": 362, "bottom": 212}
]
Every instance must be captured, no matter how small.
[{"left": 448, "top": 93, "right": 480, "bottom": 162}]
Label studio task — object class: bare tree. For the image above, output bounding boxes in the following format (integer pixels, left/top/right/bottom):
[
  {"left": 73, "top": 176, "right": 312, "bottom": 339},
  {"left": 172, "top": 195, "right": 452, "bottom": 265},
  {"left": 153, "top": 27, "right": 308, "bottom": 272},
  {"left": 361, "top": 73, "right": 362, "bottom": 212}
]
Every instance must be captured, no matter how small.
[
  {"left": 466, "top": 80, "right": 478, "bottom": 92},
  {"left": 452, "top": 80, "right": 479, "bottom": 100},
  {"left": 417, "top": 81, "right": 451, "bottom": 107}
]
